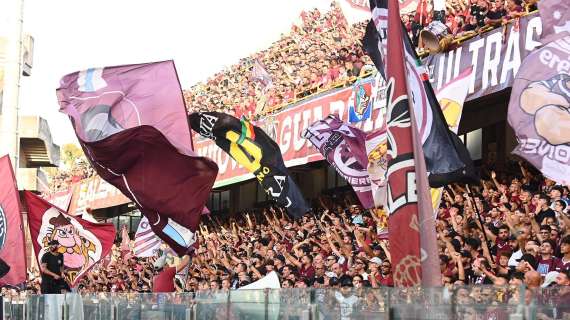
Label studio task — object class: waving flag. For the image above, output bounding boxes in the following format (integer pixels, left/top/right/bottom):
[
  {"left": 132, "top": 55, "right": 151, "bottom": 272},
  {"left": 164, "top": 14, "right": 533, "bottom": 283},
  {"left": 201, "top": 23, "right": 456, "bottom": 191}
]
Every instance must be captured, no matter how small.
[
  {"left": 363, "top": 0, "right": 476, "bottom": 188},
  {"left": 379, "top": 0, "right": 440, "bottom": 287},
  {"left": 508, "top": 36, "right": 570, "bottom": 185},
  {"left": 24, "top": 191, "right": 115, "bottom": 287},
  {"left": 431, "top": 67, "right": 474, "bottom": 211},
  {"left": 190, "top": 112, "right": 309, "bottom": 218},
  {"left": 57, "top": 61, "right": 218, "bottom": 256},
  {"left": 134, "top": 217, "right": 162, "bottom": 258},
  {"left": 0, "top": 155, "right": 27, "bottom": 286},
  {"left": 304, "top": 114, "right": 374, "bottom": 209}
]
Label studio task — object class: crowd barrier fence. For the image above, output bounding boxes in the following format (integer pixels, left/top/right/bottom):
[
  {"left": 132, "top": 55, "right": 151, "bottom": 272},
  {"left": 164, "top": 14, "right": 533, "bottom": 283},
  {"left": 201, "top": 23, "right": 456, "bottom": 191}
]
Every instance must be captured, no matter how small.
[{"left": 1, "top": 285, "right": 567, "bottom": 320}]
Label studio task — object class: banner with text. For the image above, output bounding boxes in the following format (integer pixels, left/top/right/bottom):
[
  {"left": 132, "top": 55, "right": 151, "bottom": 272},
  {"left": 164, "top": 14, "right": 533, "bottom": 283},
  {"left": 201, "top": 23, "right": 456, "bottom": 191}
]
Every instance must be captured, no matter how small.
[
  {"left": 424, "top": 13, "right": 543, "bottom": 102},
  {"left": 194, "top": 77, "right": 389, "bottom": 187}
]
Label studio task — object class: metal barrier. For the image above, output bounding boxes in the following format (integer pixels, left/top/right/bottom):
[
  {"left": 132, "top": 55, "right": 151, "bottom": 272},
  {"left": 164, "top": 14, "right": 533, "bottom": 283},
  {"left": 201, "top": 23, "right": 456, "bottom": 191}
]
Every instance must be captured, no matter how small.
[{"left": 0, "top": 286, "right": 566, "bottom": 320}]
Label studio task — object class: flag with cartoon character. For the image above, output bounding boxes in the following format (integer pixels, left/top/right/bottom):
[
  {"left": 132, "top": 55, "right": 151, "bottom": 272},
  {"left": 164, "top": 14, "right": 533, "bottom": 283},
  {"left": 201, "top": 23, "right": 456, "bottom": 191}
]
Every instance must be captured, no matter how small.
[
  {"left": 24, "top": 191, "right": 116, "bottom": 287},
  {"left": 508, "top": 0, "right": 570, "bottom": 185}
]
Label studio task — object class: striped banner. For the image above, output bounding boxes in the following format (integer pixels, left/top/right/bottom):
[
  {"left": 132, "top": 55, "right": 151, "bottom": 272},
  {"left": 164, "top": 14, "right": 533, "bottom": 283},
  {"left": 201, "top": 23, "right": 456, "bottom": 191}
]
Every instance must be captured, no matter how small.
[{"left": 134, "top": 217, "right": 161, "bottom": 258}]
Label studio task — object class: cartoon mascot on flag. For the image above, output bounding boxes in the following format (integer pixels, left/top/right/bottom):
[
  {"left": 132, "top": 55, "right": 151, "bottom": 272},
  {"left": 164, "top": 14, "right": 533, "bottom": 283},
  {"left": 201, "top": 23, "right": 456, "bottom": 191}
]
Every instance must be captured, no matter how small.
[
  {"left": 519, "top": 74, "right": 570, "bottom": 146},
  {"left": 37, "top": 208, "right": 102, "bottom": 285}
]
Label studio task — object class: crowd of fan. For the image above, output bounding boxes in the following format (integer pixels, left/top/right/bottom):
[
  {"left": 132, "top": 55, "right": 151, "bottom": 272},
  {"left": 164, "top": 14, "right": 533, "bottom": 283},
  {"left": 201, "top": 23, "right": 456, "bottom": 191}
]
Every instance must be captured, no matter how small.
[
  {"left": 2, "top": 160, "right": 570, "bottom": 317},
  {"left": 24, "top": 161, "right": 570, "bottom": 291},
  {"left": 47, "top": 158, "right": 95, "bottom": 194},
  {"left": 405, "top": 0, "right": 537, "bottom": 47},
  {"left": 184, "top": 2, "right": 374, "bottom": 118},
  {"left": 183, "top": 0, "right": 538, "bottom": 118}
]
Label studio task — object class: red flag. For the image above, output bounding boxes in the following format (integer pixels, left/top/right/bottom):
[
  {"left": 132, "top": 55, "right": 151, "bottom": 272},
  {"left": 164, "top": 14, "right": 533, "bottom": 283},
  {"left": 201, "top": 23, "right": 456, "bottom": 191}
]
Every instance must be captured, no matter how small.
[
  {"left": 24, "top": 191, "right": 116, "bottom": 287},
  {"left": 0, "top": 155, "right": 27, "bottom": 285},
  {"left": 384, "top": 0, "right": 440, "bottom": 286},
  {"left": 57, "top": 61, "right": 218, "bottom": 256}
]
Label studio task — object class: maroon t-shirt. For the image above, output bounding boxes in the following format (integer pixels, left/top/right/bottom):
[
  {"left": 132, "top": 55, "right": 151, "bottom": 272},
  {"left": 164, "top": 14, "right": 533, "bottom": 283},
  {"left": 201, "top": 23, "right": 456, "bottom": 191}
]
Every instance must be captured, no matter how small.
[
  {"left": 555, "top": 258, "right": 570, "bottom": 272},
  {"left": 300, "top": 265, "right": 315, "bottom": 279},
  {"left": 537, "top": 257, "right": 559, "bottom": 276},
  {"left": 153, "top": 267, "right": 176, "bottom": 293},
  {"left": 495, "top": 239, "right": 512, "bottom": 261},
  {"left": 377, "top": 273, "right": 394, "bottom": 287}
]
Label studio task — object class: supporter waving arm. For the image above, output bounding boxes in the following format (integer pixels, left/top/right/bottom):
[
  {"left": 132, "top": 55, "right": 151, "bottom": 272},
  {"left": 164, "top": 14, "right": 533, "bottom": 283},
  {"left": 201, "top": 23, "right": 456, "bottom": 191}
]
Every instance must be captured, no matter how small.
[
  {"left": 452, "top": 252, "right": 465, "bottom": 283},
  {"left": 282, "top": 250, "right": 302, "bottom": 269}
]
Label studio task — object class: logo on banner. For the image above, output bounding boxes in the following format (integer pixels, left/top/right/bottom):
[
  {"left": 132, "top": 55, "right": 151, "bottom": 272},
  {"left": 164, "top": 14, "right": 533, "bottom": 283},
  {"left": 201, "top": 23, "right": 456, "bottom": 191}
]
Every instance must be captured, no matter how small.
[
  {"left": 348, "top": 82, "right": 372, "bottom": 123},
  {"left": 37, "top": 208, "right": 102, "bottom": 284},
  {"left": 0, "top": 205, "right": 6, "bottom": 250}
]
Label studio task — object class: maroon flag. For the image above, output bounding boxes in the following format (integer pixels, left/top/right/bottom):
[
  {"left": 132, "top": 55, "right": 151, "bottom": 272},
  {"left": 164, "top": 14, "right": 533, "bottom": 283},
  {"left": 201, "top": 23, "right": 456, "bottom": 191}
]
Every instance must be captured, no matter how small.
[
  {"left": 384, "top": 0, "right": 440, "bottom": 286},
  {"left": 508, "top": 34, "right": 570, "bottom": 185},
  {"left": 303, "top": 114, "right": 374, "bottom": 209},
  {"left": 0, "top": 155, "right": 27, "bottom": 285},
  {"left": 24, "top": 191, "right": 115, "bottom": 287},
  {"left": 57, "top": 61, "right": 218, "bottom": 256}
]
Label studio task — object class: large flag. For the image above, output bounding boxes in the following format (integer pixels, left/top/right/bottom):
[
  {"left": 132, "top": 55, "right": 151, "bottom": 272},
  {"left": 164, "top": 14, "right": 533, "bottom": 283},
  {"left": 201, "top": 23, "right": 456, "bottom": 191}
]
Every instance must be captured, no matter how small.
[
  {"left": 508, "top": 4, "right": 570, "bottom": 185},
  {"left": 431, "top": 67, "right": 474, "bottom": 211},
  {"left": 189, "top": 112, "right": 309, "bottom": 218},
  {"left": 133, "top": 216, "right": 162, "bottom": 258},
  {"left": 0, "top": 155, "right": 26, "bottom": 285},
  {"left": 24, "top": 191, "right": 115, "bottom": 287},
  {"left": 57, "top": 61, "right": 218, "bottom": 256},
  {"left": 363, "top": 0, "right": 476, "bottom": 188},
  {"left": 303, "top": 114, "right": 374, "bottom": 209},
  {"left": 381, "top": 0, "right": 440, "bottom": 286}
]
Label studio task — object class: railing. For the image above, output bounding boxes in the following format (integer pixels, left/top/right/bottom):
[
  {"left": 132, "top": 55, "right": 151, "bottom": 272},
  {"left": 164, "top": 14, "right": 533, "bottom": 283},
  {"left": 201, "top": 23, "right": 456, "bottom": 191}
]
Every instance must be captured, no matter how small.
[{"left": 1, "top": 285, "right": 567, "bottom": 320}]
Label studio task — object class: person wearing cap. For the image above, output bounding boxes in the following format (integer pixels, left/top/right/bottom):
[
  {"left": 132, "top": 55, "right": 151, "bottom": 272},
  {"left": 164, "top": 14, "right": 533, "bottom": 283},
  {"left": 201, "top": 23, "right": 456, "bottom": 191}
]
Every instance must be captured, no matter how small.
[
  {"left": 537, "top": 240, "right": 560, "bottom": 276},
  {"left": 542, "top": 271, "right": 560, "bottom": 288},
  {"left": 40, "top": 240, "right": 66, "bottom": 294},
  {"left": 152, "top": 255, "right": 190, "bottom": 293}
]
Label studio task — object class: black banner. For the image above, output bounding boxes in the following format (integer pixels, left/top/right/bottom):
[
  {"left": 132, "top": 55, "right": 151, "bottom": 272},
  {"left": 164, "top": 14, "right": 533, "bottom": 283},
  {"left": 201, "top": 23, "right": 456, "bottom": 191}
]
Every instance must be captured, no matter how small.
[{"left": 189, "top": 112, "right": 310, "bottom": 218}]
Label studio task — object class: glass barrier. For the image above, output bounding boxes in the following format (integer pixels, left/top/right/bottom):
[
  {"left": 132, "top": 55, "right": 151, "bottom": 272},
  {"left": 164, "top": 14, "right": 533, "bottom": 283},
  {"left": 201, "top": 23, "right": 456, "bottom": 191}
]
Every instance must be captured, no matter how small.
[{"left": 2, "top": 286, "right": 568, "bottom": 320}]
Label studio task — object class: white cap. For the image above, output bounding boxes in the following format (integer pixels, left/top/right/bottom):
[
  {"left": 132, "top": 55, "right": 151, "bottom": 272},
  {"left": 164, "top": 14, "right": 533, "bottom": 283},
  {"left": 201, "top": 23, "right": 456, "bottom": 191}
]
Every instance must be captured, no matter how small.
[
  {"left": 325, "top": 271, "right": 338, "bottom": 278},
  {"left": 541, "top": 271, "right": 559, "bottom": 288},
  {"left": 153, "top": 255, "right": 167, "bottom": 270},
  {"left": 369, "top": 257, "right": 383, "bottom": 265}
]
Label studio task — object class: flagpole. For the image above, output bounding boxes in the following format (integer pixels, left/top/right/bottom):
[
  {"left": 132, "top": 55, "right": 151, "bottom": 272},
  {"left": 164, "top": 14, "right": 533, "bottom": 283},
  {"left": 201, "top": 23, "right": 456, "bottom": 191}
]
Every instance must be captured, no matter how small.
[{"left": 465, "top": 185, "right": 495, "bottom": 265}]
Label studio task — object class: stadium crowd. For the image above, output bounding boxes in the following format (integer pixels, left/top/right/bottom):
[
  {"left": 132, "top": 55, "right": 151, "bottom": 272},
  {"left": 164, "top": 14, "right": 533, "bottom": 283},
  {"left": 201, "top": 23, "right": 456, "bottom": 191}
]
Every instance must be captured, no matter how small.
[
  {"left": 184, "top": 2, "right": 374, "bottom": 118},
  {"left": 11, "top": 159, "right": 569, "bottom": 311},
  {"left": 47, "top": 157, "right": 95, "bottom": 194},
  {"left": 183, "top": 0, "right": 538, "bottom": 117},
  {"left": 4, "top": 0, "right": 565, "bottom": 317}
]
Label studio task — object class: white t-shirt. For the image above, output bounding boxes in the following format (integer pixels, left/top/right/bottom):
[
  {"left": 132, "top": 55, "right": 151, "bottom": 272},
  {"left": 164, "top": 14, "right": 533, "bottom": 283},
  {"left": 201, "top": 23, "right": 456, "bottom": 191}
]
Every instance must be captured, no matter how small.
[{"left": 508, "top": 249, "right": 523, "bottom": 267}]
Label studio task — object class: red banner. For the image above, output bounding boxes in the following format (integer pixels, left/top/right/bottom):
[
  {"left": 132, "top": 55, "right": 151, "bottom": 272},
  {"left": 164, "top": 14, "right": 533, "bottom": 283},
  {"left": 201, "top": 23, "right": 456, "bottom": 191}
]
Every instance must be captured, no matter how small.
[
  {"left": 194, "top": 77, "right": 387, "bottom": 187},
  {"left": 67, "top": 175, "right": 130, "bottom": 216},
  {"left": 0, "top": 155, "right": 27, "bottom": 285}
]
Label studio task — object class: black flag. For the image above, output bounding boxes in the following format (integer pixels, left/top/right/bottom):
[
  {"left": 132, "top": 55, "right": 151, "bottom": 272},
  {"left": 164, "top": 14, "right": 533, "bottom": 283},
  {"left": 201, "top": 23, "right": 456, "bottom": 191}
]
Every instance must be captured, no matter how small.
[
  {"left": 363, "top": 0, "right": 477, "bottom": 187},
  {"left": 189, "top": 112, "right": 310, "bottom": 218}
]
